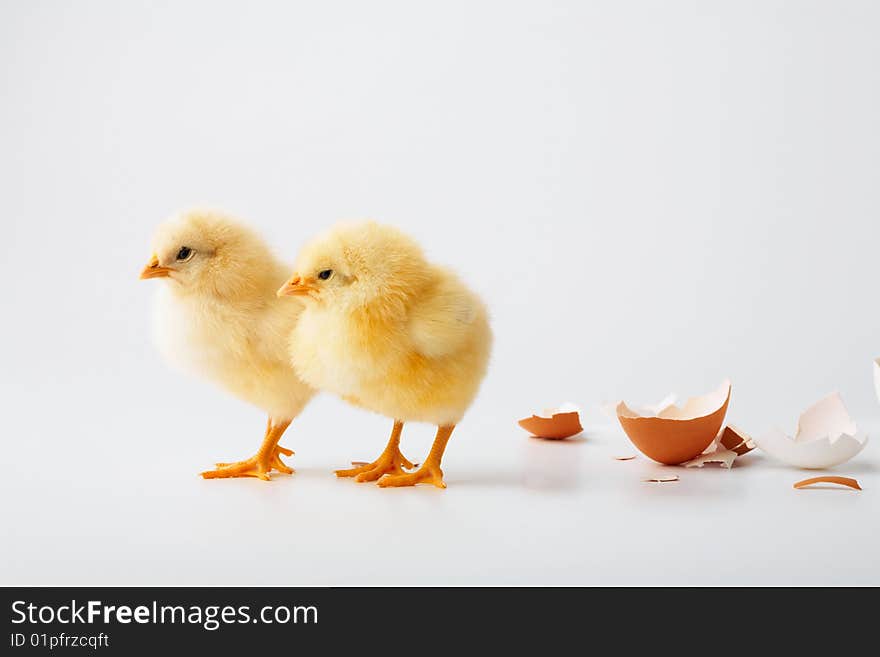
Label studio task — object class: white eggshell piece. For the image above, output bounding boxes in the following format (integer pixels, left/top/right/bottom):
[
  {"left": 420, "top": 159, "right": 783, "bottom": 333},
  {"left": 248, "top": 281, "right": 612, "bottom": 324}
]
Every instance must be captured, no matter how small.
[
  {"left": 755, "top": 429, "right": 867, "bottom": 469},
  {"left": 754, "top": 393, "right": 868, "bottom": 469}
]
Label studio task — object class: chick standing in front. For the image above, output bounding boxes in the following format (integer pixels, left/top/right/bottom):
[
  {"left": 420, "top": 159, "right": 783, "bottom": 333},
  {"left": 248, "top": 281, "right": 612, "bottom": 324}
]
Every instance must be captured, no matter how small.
[
  {"left": 140, "top": 209, "right": 315, "bottom": 480},
  {"left": 278, "top": 221, "right": 491, "bottom": 488}
]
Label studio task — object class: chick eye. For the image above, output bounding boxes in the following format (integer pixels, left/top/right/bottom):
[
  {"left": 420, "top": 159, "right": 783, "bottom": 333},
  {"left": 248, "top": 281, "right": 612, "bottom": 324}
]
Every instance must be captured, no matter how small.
[
  {"left": 176, "top": 246, "right": 193, "bottom": 261},
  {"left": 318, "top": 269, "right": 333, "bottom": 280}
]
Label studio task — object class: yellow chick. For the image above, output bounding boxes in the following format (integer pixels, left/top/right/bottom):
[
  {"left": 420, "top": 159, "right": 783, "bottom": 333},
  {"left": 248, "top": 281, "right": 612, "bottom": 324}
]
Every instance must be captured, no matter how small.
[
  {"left": 140, "top": 209, "right": 315, "bottom": 480},
  {"left": 277, "top": 221, "right": 492, "bottom": 488}
]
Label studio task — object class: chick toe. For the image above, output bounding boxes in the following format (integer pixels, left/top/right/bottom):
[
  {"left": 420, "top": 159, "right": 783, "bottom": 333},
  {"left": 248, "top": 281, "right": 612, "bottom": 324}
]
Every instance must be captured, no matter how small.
[
  {"left": 335, "top": 420, "right": 414, "bottom": 482},
  {"left": 201, "top": 444, "right": 294, "bottom": 481},
  {"left": 376, "top": 425, "right": 454, "bottom": 488},
  {"left": 354, "top": 456, "right": 412, "bottom": 482},
  {"left": 377, "top": 464, "right": 446, "bottom": 489},
  {"left": 201, "top": 458, "right": 272, "bottom": 481},
  {"left": 335, "top": 451, "right": 414, "bottom": 481},
  {"left": 269, "top": 445, "right": 295, "bottom": 474}
]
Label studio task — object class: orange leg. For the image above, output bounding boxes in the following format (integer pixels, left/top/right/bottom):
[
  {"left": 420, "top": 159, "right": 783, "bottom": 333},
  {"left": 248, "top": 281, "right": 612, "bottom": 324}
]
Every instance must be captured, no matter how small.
[
  {"left": 336, "top": 420, "right": 414, "bottom": 482},
  {"left": 378, "top": 424, "right": 453, "bottom": 489},
  {"left": 201, "top": 417, "right": 294, "bottom": 482}
]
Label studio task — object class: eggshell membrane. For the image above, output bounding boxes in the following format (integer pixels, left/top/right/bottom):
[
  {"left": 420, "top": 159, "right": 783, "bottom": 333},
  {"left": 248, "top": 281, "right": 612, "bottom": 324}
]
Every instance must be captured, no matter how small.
[
  {"left": 616, "top": 381, "right": 731, "bottom": 465},
  {"left": 795, "top": 393, "right": 857, "bottom": 441},
  {"left": 873, "top": 358, "right": 880, "bottom": 404},
  {"left": 518, "top": 411, "right": 583, "bottom": 440}
]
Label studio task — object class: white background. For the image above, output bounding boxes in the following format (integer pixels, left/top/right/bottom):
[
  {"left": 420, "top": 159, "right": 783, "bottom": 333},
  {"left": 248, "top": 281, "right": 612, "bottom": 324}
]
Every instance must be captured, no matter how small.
[{"left": 1, "top": 0, "right": 878, "bottom": 585}]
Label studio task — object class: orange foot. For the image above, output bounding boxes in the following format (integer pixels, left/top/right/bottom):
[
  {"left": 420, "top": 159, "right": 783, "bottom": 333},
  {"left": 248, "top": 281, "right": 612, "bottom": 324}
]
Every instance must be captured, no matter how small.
[
  {"left": 378, "top": 463, "right": 445, "bottom": 489},
  {"left": 201, "top": 445, "right": 294, "bottom": 481},
  {"left": 335, "top": 450, "right": 414, "bottom": 483}
]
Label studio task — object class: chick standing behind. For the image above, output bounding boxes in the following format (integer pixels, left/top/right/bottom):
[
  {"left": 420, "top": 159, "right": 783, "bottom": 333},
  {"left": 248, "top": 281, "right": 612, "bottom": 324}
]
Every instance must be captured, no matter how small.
[
  {"left": 140, "top": 209, "right": 315, "bottom": 480},
  {"left": 278, "top": 221, "right": 492, "bottom": 488}
]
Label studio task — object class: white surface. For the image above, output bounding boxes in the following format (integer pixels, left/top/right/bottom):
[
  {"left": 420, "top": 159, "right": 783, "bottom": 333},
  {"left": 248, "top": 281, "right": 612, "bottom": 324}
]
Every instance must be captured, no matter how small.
[
  {"left": 2, "top": 386, "right": 878, "bottom": 586},
  {"left": 1, "top": 0, "right": 879, "bottom": 585}
]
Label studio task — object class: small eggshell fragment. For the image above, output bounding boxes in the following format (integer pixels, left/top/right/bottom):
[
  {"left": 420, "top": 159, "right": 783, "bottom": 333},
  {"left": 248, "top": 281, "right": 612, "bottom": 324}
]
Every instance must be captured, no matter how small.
[
  {"left": 613, "top": 455, "right": 636, "bottom": 461},
  {"left": 616, "top": 381, "right": 731, "bottom": 465},
  {"left": 793, "top": 476, "right": 861, "bottom": 491},
  {"left": 518, "top": 406, "right": 583, "bottom": 440},
  {"left": 719, "top": 425, "right": 755, "bottom": 456},
  {"left": 683, "top": 449, "right": 737, "bottom": 469},
  {"left": 643, "top": 474, "right": 679, "bottom": 483}
]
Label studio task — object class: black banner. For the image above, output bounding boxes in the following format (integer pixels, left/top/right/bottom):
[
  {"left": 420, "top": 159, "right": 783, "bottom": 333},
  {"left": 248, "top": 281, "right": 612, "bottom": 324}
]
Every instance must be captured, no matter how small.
[{"left": 0, "top": 587, "right": 870, "bottom": 653}]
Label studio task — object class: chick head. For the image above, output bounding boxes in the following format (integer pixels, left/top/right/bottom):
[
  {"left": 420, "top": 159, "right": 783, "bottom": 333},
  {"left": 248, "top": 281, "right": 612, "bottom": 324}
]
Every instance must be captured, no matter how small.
[
  {"left": 278, "top": 221, "right": 430, "bottom": 309},
  {"left": 140, "top": 209, "right": 271, "bottom": 298}
]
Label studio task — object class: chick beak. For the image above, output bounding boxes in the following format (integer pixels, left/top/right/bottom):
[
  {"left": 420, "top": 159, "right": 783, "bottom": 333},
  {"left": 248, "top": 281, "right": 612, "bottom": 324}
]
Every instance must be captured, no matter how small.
[
  {"left": 139, "top": 255, "right": 173, "bottom": 280},
  {"left": 277, "top": 274, "right": 317, "bottom": 297}
]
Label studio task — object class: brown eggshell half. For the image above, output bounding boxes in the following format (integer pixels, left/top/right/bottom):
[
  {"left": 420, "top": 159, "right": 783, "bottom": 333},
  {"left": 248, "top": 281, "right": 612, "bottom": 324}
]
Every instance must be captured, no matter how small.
[
  {"left": 617, "top": 383, "right": 731, "bottom": 465},
  {"left": 719, "top": 425, "right": 755, "bottom": 456},
  {"left": 518, "top": 411, "right": 583, "bottom": 440}
]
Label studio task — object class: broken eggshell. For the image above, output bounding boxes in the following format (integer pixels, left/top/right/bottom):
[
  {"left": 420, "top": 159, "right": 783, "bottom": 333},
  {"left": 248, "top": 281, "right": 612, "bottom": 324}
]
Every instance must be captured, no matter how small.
[
  {"left": 518, "top": 403, "right": 583, "bottom": 440},
  {"left": 683, "top": 448, "right": 737, "bottom": 469},
  {"left": 643, "top": 474, "right": 679, "bottom": 483},
  {"left": 754, "top": 393, "right": 868, "bottom": 469},
  {"left": 615, "top": 381, "right": 731, "bottom": 465},
  {"left": 793, "top": 476, "right": 862, "bottom": 491},
  {"left": 718, "top": 425, "right": 755, "bottom": 456}
]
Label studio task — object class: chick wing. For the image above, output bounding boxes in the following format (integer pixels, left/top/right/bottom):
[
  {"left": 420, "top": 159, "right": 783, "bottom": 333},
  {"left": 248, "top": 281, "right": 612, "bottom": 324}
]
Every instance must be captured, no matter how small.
[{"left": 407, "top": 267, "right": 482, "bottom": 359}]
